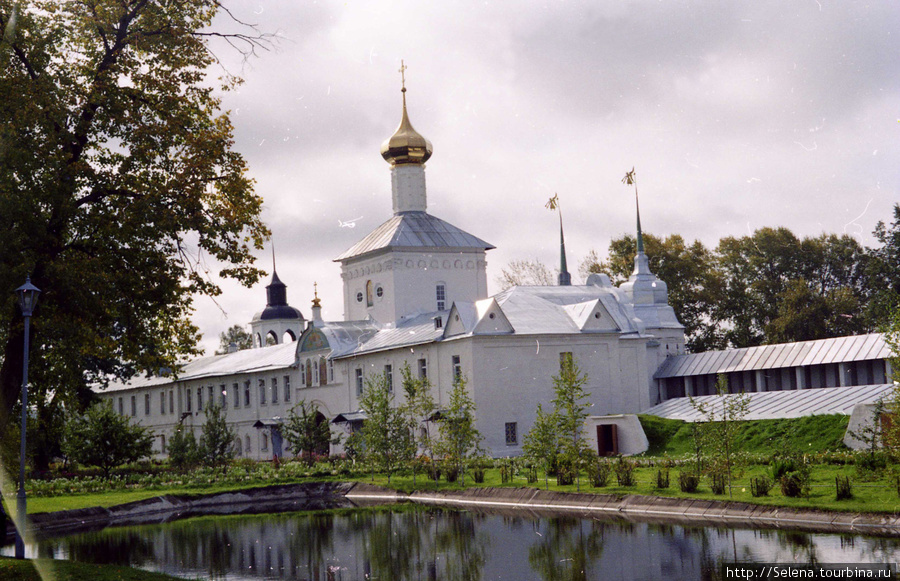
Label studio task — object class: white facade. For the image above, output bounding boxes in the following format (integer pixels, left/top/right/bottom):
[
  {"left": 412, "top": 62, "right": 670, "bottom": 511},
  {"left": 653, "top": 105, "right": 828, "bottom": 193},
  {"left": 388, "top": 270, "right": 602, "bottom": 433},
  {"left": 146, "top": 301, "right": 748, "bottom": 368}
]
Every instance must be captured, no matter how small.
[{"left": 96, "top": 87, "right": 689, "bottom": 459}]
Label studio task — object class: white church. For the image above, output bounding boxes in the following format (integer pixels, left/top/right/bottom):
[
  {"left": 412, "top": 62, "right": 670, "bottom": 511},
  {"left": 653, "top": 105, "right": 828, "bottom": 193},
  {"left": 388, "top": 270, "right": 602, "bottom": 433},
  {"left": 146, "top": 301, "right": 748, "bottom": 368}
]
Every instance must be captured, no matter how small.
[{"left": 98, "top": 80, "right": 895, "bottom": 459}]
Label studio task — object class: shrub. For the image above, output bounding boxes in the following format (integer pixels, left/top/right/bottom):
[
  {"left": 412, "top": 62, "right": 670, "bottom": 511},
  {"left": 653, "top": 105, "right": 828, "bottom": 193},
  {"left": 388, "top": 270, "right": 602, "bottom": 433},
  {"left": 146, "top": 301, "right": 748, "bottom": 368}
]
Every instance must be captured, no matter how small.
[
  {"left": 499, "top": 461, "right": 514, "bottom": 484},
  {"left": 473, "top": 465, "right": 485, "bottom": 483},
  {"left": 445, "top": 464, "right": 459, "bottom": 483},
  {"left": 780, "top": 472, "right": 807, "bottom": 498},
  {"left": 708, "top": 472, "right": 726, "bottom": 495},
  {"left": 835, "top": 476, "right": 852, "bottom": 500},
  {"left": 614, "top": 456, "right": 635, "bottom": 487},
  {"left": 655, "top": 469, "right": 670, "bottom": 489},
  {"left": 678, "top": 471, "right": 700, "bottom": 493},
  {"left": 556, "top": 460, "right": 575, "bottom": 486},
  {"left": 771, "top": 457, "right": 798, "bottom": 480},
  {"left": 855, "top": 451, "right": 889, "bottom": 479},
  {"left": 525, "top": 464, "right": 538, "bottom": 484},
  {"left": 589, "top": 460, "right": 611, "bottom": 488},
  {"left": 750, "top": 476, "right": 772, "bottom": 497}
]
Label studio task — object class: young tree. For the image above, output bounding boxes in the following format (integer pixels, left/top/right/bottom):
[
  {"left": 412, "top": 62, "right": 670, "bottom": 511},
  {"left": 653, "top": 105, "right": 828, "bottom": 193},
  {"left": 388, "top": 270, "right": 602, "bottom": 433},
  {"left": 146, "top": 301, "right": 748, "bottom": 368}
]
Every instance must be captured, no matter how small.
[
  {"left": 282, "top": 399, "right": 339, "bottom": 466},
  {"left": 215, "top": 325, "right": 254, "bottom": 355},
  {"left": 198, "top": 402, "right": 236, "bottom": 472},
  {"left": 552, "top": 356, "right": 592, "bottom": 491},
  {"left": 496, "top": 259, "right": 556, "bottom": 291},
  {"left": 434, "top": 377, "right": 483, "bottom": 486},
  {"left": 689, "top": 374, "right": 750, "bottom": 497},
  {"left": 522, "top": 403, "right": 559, "bottom": 490},
  {"left": 399, "top": 363, "right": 436, "bottom": 485},
  {"left": 0, "top": 0, "right": 272, "bottom": 433},
  {"left": 167, "top": 422, "right": 199, "bottom": 471},
  {"left": 359, "top": 373, "right": 414, "bottom": 483},
  {"left": 62, "top": 402, "right": 154, "bottom": 478}
]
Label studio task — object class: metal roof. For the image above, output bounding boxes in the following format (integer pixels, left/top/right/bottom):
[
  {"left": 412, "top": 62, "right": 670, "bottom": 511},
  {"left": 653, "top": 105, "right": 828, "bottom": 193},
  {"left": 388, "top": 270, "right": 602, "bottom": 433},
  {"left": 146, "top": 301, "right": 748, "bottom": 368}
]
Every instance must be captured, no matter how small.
[
  {"left": 655, "top": 333, "right": 891, "bottom": 379},
  {"left": 642, "top": 383, "right": 896, "bottom": 421},
  {"left": 102, "top": 341, "right": 298, "bottom": 393},
  {"left": 332, "top": 411, "right": 367, "bottom": 423},
  {"left": 334, "top": 211, "right": 494, "bottom": 262},
  {"left": 333, "top": 312, "right": 445, "bottom": 358}
]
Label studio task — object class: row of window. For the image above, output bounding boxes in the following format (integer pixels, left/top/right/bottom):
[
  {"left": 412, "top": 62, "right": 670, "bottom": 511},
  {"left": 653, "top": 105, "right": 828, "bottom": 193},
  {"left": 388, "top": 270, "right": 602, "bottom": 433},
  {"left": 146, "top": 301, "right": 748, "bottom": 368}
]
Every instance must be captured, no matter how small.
[
  {"left": 159, "top": 432, "right": 269, "bottom": 456},
  {"left": 300, "top": 357, "right": 333, "bottom": 387},
  {"left": 352, "top": 355, "right": 462, "bottom": 397},
  {"left": 355, "top": 282, "right": 448, "bottom": 312}
]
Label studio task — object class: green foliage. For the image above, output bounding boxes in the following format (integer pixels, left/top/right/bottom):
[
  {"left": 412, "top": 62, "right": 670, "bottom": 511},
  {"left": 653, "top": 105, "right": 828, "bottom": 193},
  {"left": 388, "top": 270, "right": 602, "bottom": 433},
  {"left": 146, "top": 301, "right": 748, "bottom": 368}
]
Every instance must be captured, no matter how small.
[
  {"left": 398, "top": 363, "right": 436, "bottom": 485},
  {"left": 678, "top": 471, "right": 700, "bottom": 493},
  {"left": 614, "top": 456, "right": 635, "bottom": 486},
  {"left": 588, "top": 459, "right": 611, "bottom": 488},
  {"left": 434, "top": 376, "right": 483, "bottom": 486},
  {"left": 0, "top": 555, "right": 189, "bottom": 581},
  {"left": 750, "top": 476, "right": 772, "bottom": 497},
  {"left": 215, "top": 325, "right": 254, "bottom": 355},
  {"left": 62, "top": 402, "right": 154, "bottom": 478},
  {"left": 0, "top": 0, "right": 270, "bottom": 432},
  {"left": 551, "top": 356, "right": 592, "bottom": 491},
  {"left": 689, "top": 374, "right": 750, "bottom": 497},
  {"left": 282, "top": 400, "right": 339, "bottom": 466},
  {"left": 197, "top": 402, "right": 235, "bottom": 471},
  {"left": 167, "top": 423, "right": 199, "bottom": 470},
  {"left": 709, "top": 472, "right": 727, "bottom": 495},
  {"left": 835, "top": 475, "right": 853, "bottom": 500},
  {"left": 655, "top": 469, "right": 670, "bottom": 489},
  {"left": 522, "top": 403, "right": 559, "bottom": 489},
  {"left": 779, "top": 457, "right": 812, "bottom": 498},
  {"left": 359, "top": 373, "right": 414, "bottom": 483}
]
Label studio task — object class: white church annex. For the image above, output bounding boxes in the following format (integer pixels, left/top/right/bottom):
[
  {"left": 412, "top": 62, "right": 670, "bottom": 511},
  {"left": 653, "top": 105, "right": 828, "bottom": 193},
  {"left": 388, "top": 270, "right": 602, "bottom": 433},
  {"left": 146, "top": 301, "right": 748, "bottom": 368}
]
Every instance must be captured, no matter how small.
[{"left": 97, "top": 74, "right": 895, "bottom": 460}]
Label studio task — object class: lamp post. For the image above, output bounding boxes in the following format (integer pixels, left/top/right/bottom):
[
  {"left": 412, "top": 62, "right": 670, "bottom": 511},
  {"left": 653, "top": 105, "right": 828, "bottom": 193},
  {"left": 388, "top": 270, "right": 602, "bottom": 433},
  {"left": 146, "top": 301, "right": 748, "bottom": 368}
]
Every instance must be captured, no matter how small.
[{"left": 14, "top": 277, "right": 40, "bottom": 560}]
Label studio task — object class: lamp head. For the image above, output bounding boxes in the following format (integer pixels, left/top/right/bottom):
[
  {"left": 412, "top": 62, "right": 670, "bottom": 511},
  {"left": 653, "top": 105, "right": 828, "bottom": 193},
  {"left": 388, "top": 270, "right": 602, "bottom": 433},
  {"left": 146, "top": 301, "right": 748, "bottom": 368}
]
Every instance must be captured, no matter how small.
[{"left": 15, "top": 276, "right": 40, "bottom": 317}]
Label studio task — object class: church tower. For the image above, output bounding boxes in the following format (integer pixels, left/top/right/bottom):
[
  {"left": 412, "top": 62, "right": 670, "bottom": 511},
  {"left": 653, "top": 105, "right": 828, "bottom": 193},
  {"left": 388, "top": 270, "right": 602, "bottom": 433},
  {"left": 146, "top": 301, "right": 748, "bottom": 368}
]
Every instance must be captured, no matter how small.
[
  {"left": 250, "top": 253, "right": 305, "bottom": 346},
  {"left": 334, "top": 63, "right": 494, "bottom": 324}
]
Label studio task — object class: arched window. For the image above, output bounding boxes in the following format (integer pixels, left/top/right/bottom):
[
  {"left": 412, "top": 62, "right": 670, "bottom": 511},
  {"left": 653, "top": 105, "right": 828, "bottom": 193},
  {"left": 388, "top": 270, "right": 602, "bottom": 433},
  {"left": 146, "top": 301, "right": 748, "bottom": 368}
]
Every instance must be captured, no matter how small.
[
  {"left": 305, "top": 359, "right": 313, "bottom": 386},
  {"left": 266, "top": 331, "right": 278, "bottom": 346},
  {"left": 160, "top": 435, "right": 166, "bottom": 453},
  {"left": 261, "top": 432, "right": 269, "bottom": 452},
  {"left": 245, "top": 434, "right": 252, "bottom": 454},
  {"left": 283, "top": 330, "right": 296, "bottom": 343},
  {"left": 366, "top": 280, "right": 374, "bottom": 307},
  {"left": 235, "top": 436, "right": 243, "bottom": 457},
  {"left": 319, "top": 357, "right": 327, "bottom": 386}
]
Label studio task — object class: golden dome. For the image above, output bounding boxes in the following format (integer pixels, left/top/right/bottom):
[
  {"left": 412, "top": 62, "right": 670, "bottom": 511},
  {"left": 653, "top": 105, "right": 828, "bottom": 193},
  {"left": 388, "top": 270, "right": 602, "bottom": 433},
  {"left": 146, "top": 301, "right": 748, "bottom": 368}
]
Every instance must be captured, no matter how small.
[{"left": 381, "top": 68, "right": 432, "bottom": 165}]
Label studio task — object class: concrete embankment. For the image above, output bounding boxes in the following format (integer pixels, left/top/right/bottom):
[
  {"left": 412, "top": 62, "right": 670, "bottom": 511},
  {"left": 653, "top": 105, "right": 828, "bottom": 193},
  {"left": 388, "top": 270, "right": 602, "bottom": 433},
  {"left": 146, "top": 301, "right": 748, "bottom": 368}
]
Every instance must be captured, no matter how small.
[{"left": 8, "top": 483, "right": 900, "bottom": 539}]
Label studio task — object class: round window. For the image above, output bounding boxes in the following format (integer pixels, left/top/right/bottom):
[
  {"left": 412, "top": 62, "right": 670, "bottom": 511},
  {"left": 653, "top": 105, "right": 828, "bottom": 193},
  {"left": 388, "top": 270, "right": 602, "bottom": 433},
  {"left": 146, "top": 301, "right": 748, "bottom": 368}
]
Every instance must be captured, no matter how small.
[
  {"left": 356, "top": 292, "right": 363, "bottom": 302},
  {"left": 376, "top": 286, "right": 384, "bottom": 298},
  {"left": 489, "top": 313, "right": 496, "bottom": 319},
  {"left": 594, "top": 312, "right": 601, "bottom": 319}
]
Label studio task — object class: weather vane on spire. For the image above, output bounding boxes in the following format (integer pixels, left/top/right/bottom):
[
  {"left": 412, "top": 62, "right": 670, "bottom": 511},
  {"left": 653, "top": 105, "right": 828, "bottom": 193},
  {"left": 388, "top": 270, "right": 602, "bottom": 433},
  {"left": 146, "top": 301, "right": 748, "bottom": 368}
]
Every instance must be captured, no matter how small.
[
  {"left": 399, "top": 60, "right": 407, "bottom": 93},
  {"left": 312, "top": 281, "right": 321, "bottom": 308}
]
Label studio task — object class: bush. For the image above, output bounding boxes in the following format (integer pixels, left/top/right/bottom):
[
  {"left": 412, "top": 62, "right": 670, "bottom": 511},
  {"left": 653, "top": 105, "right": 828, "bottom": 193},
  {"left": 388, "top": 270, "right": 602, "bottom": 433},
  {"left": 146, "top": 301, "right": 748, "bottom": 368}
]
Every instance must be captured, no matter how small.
[
  {"left": 589, "top": 460, "right": 611, "bottom": 488},
  {"left": 855, "top": 451, "right": 889, "bottom": 479},
  {"left": 655, "top": 469, "right": 670, "bottom": 489},
  {"left": 556, "top": 460, "right": 575, "bottom": 486},
  {"left": 473, "top": 465, "right": 485, "bottom": 483},
  {"left": 614, "top": 456, "right": 635, "bottom": 487},
  {"left": 445, "top": 464, "right": 459, "bottom": 483},
  {"left": 708, "top": 472, "right": 726, "bottom": 495},
  {"left": 525, "top": 463, "right": 538, "bottom": 484},
  {"left": 750, "top": 476, "right": 772, "bottom": 497},
  {"left": 499, "top": 461, "right": 514, "bottom": 484},
  {"left": 780, "top": 472, "right": 807, "bottom": 498},
  {"left": 678, "top": 471, "right": 700, "bottom": 493},
  {"left": 771, "top": 456, "right": 799, "bottom": 480},
  {"left": 835, "top": 476, "right": 852, "bottom": 500}
]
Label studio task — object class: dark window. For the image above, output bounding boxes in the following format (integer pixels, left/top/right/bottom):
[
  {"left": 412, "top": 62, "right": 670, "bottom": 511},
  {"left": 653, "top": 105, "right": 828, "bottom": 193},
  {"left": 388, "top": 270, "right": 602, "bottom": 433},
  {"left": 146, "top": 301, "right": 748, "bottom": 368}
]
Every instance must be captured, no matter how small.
[
  {"left": 452, "top": 355, "right": 461, "bottom": 382},
  {"left": 234, "top": 383, "right": 240, "bottom": 408},
  {"left": 197, "top": 387, "right": 203, "bottom": 410},
  {"left": 436, "top": 284, "right": 446, "bottom": 311},
  {"left": 259, "top": 379, "right": 266, "bottom": 405},
  {"left": 221, "top": 384, "right": 227, "bottom": 409},
  {"left": 272, "top": 377, "right": 279, "bottom": 404},
  {"left": 366, "top": 280, "right": 374, "bottom": 307},
  {"left": 355, "top": 368, "right": 364, "bottom": 397},
  {"left": 284, "top": 376, "right": 291, "bottom": 402},
  {"left": 185, "top": 390, "right": 192, "bottom": 412},
  {"left": 505, "top": 422, "right": 518, "bottom": 446},
  {"left": 160, "top": 391, "right": 166, "bottom": 415},
  {"left": 131, "top": 395, "right": 136, "bottom": 417},
  {"left": 384, "top": 364, "right": 393, "bottom": 393},
  {"left": 418, "top": 358, "right": 427, "bottom": 380},
  {"left": 169, "top": 390, "right": 174, "bottom": 414},
  {"left": 320, "top": 357, "right": 328, "bottom": 386},
  {"left": 118, "top": 397, "right": 123, "bottom": 415},
  {"left": 244, "top": 381, "right": 251, "bottom": 407},
  {"left": 144, "top": 393, "right": 150, "bottom": 415}
]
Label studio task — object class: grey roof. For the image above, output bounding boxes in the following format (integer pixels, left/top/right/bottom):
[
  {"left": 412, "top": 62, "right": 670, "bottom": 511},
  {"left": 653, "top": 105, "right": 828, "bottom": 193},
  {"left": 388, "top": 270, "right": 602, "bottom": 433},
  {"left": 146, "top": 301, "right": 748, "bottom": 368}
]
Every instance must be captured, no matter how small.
[
  {"left": 655, "top": 334, "right": 891, "bottom": 379},
  {"left": 332, "top": 411, "right": 367, "bottom": 423},
  {"left": 304, "top": 321, "right": 380, "bottom": 357},
  {"left": 493, "top": 285, "right": 642, "bottom": 335},
  {"left": 333, "top": 312, "right": 445, "bottom": 358},
  {"left": 642, "top": 383, "right": 896, "bottom": 421},
  {"left": 102, "top": 342, "right": 297, "bottom": 393},
  {"left": 334, "top": 211, "right": 494, "bottom": 262}
]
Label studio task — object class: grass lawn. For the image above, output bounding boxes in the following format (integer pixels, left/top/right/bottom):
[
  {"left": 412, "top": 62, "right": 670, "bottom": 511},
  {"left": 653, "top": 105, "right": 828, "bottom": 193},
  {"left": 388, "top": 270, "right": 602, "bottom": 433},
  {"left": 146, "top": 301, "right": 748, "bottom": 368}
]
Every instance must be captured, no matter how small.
[
  {"left": 0, "top": 556, "right": 191, "bottom": 581},
  {"left": 16, "top": 463, "right": 900, "bottom": 517}
]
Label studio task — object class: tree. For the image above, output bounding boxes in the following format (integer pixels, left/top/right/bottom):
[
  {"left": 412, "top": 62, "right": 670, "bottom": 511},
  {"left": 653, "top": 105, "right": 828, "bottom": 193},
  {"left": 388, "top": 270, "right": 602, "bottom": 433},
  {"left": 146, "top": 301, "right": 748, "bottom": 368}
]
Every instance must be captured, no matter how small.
[
  {"left": 496, "top": 259, "right": 555, "bottom": 291},
  {"left": 579, "top": 234, "right": 726, "bottom": 352},
  {"left": 867, "top": 204, "right": 900, "bottom": 322},
  {"left": 198, "top": 401, "right": 235, "bottom": 471},
  {"left": 399, "top": 363, "right": 436, "bottom": 485},
  {"left": 167, "top": 421, "right": 199, "bottom": 470},
  {"left": 215, "top": 325, "right": 254, "bottom": 355},
  {"left": 282, "top": 399, "right": 339, "bottom": 466},
  {"left": 359, "top": 373, "right": 414, "bottom": 483},
  {"left": 62, "top": 401, "right": 154, "bottom": 478},
  {"left": 551, "top": 355, "right": 592, "bottom": 491},
  {"left": 522, "top": 403, "right": 558, "bottom": 490},
  {"left": 689, "top": 374, "right": 749, "bottom": 498},
  {"left": 434, "top": 376, "right": 483, "bottom": 486},
  {"left": 0, "top": 0, "right": 271, "bottom": 433}
]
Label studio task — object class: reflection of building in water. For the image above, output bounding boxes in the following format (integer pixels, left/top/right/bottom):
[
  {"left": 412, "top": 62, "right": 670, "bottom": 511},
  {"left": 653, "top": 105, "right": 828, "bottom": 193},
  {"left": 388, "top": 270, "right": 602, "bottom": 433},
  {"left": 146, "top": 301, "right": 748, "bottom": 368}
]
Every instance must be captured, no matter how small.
[
  {"left": 96, "top": 70, "right": 895, "bottom": 460},
  {"left": 22, "top": 511, "right": 900, "bottom": 580}
]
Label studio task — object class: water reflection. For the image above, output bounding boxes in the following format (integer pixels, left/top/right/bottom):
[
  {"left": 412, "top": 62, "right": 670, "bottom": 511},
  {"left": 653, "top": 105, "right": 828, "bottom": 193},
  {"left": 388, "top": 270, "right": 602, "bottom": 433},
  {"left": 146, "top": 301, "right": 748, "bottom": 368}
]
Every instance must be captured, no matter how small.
[{"left": 6, "top": 506, "right": 900, "bottom": 580}]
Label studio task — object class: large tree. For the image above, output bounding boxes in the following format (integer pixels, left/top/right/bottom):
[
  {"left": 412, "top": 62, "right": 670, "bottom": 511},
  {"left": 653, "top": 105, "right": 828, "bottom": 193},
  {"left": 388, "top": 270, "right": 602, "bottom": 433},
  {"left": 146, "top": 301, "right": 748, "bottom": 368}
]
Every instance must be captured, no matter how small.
[{"left": 0, "top": 1, "right": 270, "bottom": 430}]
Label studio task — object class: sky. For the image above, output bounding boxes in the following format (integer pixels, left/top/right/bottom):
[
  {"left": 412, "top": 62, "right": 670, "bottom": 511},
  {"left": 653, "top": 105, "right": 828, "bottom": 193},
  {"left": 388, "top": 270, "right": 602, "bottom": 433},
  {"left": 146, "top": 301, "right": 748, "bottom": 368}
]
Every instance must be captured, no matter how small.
[{"left": 194, "top": 0, "right": 899, "bottom": 355}]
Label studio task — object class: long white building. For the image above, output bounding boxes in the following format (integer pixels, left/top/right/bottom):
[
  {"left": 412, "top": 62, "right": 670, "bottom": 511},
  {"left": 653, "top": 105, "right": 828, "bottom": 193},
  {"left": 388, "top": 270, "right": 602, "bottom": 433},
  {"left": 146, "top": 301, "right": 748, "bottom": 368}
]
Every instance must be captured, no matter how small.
[{"left": 97, "top": 82, "right": 895, "bottom": 459}]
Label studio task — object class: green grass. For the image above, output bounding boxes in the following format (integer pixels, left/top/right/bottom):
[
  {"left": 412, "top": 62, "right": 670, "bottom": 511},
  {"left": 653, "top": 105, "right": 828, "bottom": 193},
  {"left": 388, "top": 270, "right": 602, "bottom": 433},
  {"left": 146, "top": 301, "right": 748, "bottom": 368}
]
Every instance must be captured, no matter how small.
[
  {"left": 638, "top": 414, "right": 850, "bottom": 457},
  {"left": 0, "top": 556, "right": 191, "bottom": 581}
]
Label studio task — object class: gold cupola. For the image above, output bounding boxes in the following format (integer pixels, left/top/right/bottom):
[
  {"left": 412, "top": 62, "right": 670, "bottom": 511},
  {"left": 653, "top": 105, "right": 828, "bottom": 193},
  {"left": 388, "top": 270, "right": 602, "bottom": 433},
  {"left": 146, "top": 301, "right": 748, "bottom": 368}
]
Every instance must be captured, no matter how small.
[{"left": 381, "top": 62, "right": 432, "bottom": 165}]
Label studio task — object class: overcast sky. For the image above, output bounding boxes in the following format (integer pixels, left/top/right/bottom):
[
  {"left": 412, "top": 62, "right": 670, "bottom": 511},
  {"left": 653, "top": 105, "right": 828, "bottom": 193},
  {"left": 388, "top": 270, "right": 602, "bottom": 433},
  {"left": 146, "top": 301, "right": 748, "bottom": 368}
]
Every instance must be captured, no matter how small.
[{"left": 194, "top": 0, "right": 898, "bottom": 354}]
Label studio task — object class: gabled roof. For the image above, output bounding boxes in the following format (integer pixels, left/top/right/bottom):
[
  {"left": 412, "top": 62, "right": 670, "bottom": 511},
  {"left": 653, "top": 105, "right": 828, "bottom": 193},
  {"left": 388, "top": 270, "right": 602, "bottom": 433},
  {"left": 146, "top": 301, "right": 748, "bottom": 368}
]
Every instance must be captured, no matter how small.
[
  {"left": 655, "top": 333, "right": 891, "bottom": 379},
  {"left": 334, "top": 211, "right": 494, "bottom": 262}
]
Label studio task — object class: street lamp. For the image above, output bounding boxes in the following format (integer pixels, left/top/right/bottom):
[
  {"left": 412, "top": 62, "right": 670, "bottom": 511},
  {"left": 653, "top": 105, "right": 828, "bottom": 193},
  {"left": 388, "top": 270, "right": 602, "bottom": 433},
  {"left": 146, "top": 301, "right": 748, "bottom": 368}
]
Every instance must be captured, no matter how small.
[{"left": 14, "top": 276, "right": 39, "bottom": 560}]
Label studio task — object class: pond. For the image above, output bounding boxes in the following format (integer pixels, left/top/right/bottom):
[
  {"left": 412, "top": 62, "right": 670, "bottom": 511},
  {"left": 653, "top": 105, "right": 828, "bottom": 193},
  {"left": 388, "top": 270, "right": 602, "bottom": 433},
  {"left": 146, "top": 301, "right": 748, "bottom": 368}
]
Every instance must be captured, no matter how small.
[{"left": 4, "top": 505, "right": 900, "bottom": 580}]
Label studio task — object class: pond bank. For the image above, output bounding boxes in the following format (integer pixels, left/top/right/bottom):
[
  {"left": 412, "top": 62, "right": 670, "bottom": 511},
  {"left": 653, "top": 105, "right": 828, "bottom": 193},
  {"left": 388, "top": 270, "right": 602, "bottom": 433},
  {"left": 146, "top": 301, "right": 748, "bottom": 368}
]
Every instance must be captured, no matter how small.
[{"left": 7, "top": 482, "right": 900, "bottom": 541}]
